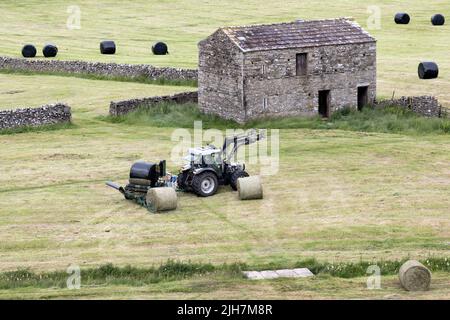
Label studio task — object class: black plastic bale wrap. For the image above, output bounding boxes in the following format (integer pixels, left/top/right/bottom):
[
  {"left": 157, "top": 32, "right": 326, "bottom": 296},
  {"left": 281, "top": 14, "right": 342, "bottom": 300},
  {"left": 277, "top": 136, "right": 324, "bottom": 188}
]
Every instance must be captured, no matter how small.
[
  {"left": 431, "top": 14, "right": 445, "bottom": 26},
  {"left": 100, "top": 40, "right": 116, "bottom": 54},
  {"left": 21, "top": 44, "right": 37, "bottom": 58},
  {"left": 418, "top": 62, "right": 439, "bottom": 79},
  {"left": 43, "top": 44, "right": 58, "bottom": 57},
  {"left": 395, "top": 13, "right": 410, "bottom": 24},
  {"left": 130, "top": 161, "right": 158, "bottom": 186},
  {"left": 152, "top": 42, "right": 168, "bottom": 55}
]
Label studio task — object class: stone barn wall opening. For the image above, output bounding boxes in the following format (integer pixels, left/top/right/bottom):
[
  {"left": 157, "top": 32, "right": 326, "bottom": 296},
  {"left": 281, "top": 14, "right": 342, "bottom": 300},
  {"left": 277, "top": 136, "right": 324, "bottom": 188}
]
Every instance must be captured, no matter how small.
[
  {"left": 318, "top": 90, "right": 331, "bottom": 118},
  {"left": 358, "top": 86, "right": 369, "bottom": 110},
  {"left": 296, "top": 53, "right": 308, "bottom": 76}
]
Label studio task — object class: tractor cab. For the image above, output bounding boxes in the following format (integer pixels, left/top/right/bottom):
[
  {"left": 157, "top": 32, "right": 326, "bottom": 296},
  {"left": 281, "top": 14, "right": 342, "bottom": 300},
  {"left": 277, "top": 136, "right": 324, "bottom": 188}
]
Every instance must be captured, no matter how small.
[{"left": 183, "top": 146, "right": 223, "bottom": 170}]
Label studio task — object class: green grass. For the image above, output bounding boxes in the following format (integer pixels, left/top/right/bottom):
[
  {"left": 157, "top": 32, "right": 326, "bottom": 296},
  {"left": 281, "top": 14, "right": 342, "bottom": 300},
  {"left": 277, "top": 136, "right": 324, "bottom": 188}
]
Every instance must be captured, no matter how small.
[
  {"left": 1, "top": 0, "right": 450, "bottom": 299},
  {"left": 0, "top": 73, "right": 193, "bottom": 117},
  {"left": 1, "top": 257, "right": 448, "bottom": 290},
  {"left": 103, "top": 102, "right": 239, "bottom": 129},
  {"left": 104, "top": 102, "right": 450, "bottom": 135},
  {"left": 0, "top": 68, "right": 198, "bottom": 87}
]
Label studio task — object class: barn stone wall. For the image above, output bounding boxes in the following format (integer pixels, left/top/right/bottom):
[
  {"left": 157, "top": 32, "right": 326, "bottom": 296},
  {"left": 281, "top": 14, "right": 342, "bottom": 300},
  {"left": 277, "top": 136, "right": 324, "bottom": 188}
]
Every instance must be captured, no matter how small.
[
  {"left": 0, "top": 103, "right": 71, "bottom": 130},
  {"left": 198, "top": 31, "right": 376, "bottom": 123},
  {"left": 110, "top": 91, "right": 198, "bottom": 116},
  {"left": 243, "top": 42, "right": 377, "bottom": 120},
  {"left": 0, "top": 56, "right": 197, "bottom": 82},
  {"left": 198, "top": 30, "right": 246, "bottom": 123}
]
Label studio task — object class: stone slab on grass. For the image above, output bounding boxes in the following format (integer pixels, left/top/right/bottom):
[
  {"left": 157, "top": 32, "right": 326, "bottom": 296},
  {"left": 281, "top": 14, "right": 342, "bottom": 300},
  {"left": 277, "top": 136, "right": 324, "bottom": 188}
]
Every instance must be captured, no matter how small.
[{"left": 243, "top": 268, "right": 314, "bottom": 280}]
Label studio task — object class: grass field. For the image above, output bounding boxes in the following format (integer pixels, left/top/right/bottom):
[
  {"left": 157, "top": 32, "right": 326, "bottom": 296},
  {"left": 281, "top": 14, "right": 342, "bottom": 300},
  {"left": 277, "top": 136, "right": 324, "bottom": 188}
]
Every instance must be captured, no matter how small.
[
  {"left": 0, "top": 0, "right": 449, "bottom": 299},
  {"left": 1, "top": 0, "right": 449, "bottom": 107}
]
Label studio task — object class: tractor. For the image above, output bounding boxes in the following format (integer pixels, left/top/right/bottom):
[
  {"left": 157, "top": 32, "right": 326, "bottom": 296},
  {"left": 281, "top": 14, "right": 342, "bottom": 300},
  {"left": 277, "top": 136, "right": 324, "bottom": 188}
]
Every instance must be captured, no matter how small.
[{"left": 106, "top": 129, "right": 265, "bottom": 212}]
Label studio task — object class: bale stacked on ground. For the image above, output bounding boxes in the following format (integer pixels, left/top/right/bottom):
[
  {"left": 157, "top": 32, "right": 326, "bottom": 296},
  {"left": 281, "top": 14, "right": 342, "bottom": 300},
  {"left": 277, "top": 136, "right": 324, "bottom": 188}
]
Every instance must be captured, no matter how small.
[
  {"left": 399, "top": 260, "right": 431, "bottom": 291},
  {"left": 43, "top": 44, "right": 58, "bottom": 57},
  {"left": 100, "top": 40, "right": 116, "bottom": 54},
  {"left": 431, "top": 14, "right": 445, "bottom": 26},
  {"left": 152, "top": 42, "right": 168, "bottom": 55},
  {"left": 418, "top": 62, "right": 439, "bottom": 79},
  {"left": 237, "top": 176, "right": 263, "bottom": 200},
  {"left": 395, "top": 13, "right": 410, "bottom": 24},
  {"left": 146, "top": 187, "right": 177, "bottom": 212},
  {"left": 21, "top": 44, "right": 37, "bottom": 58}
]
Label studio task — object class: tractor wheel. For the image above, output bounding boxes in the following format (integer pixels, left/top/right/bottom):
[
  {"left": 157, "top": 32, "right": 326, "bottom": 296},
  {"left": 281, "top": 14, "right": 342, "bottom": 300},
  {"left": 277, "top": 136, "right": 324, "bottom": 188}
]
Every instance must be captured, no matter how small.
[
  {"left": 192, "top": 172, "right": 219, "bottom": 197},
  {"left": 230, "top": 170, "right": 249, "bottom": 191}
]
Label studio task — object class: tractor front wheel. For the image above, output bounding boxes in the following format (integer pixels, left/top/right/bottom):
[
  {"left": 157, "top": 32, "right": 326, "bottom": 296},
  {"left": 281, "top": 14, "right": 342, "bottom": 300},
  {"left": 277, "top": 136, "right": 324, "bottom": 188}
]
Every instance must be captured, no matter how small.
[
  {"left": 192, "top": 172, "right": 219, "bottom": 197},
  {"left": 230, "top": 170, "right": 249, "bottom": 191}
]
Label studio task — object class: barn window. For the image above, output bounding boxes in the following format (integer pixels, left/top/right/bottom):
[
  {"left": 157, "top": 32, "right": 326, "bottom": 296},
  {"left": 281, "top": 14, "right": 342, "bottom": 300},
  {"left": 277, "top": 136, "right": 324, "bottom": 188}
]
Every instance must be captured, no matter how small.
[
  {"left": 261, "top": 64, "right": 266, "bottom": 75},
  {"left": 296, "top": 53, "right": 308, "bottom": 76},
  {"left": 262, "top": 97, "right": 268, "bottom": 110}
]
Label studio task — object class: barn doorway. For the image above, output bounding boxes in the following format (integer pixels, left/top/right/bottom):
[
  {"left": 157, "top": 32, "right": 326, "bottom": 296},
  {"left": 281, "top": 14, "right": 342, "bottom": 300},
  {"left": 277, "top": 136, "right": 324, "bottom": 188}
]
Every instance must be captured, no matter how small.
[
  {"left": 357, "top": 86, "right": 369, "bottom": 111},
  {"left": 318, "top": 90, "right": 330, "bottom": 118}
]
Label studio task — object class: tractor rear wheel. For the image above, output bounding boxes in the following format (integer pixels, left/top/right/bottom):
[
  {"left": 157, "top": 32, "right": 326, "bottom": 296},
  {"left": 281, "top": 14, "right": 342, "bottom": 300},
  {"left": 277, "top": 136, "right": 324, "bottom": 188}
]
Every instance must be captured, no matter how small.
[
  {"left": 192, "top": 172, "right": 219, "bottom": 197},
  {"left": 230, "top": 170, "right": 249, "bottom": 191}
]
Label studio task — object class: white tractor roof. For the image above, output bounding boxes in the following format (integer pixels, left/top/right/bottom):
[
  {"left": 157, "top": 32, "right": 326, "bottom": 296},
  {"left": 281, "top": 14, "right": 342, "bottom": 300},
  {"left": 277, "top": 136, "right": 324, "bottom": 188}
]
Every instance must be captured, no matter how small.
[{"left": 188, "top": 146, "right": 222, "bottom": 156}]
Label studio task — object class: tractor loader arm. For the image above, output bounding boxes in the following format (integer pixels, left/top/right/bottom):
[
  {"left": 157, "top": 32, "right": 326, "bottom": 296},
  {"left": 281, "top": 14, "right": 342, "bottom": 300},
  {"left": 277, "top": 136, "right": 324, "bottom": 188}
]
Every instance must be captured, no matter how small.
[{"left": 222, "top": 129, "right": 265, "bottom": 162}]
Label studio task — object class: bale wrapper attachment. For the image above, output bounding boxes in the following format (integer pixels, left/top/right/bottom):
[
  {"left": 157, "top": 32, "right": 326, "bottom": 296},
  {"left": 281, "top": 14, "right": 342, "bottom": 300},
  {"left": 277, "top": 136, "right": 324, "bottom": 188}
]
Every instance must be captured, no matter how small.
[{"left": 106, "top": 160, "right": 178, "bottom": 213}]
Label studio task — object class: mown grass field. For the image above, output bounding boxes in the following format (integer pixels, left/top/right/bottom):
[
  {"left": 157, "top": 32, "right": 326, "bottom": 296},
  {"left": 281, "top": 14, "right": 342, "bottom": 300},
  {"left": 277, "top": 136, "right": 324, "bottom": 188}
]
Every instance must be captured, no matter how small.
[
  {"left": 0, "top": 0, "right": 449, "bottom": 299},
  {"left": 1, "top": 0, "right": 449, "bottom": 106}
]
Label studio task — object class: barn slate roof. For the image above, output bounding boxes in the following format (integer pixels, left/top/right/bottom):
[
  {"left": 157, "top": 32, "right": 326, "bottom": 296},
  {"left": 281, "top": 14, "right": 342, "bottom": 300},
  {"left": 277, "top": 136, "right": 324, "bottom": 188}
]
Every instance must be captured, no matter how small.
[{"left": 221, "top": 18, "right": 376, "bottom": 52}]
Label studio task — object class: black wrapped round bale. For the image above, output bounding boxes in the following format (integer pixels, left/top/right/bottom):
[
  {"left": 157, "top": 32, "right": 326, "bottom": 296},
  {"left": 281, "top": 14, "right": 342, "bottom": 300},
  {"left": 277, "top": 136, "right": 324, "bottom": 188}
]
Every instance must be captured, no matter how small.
[
  {"left": 21, "top": 44, "right": 37, "bottom": 58},
  {"left": 43, "top": 44, "right": 58, "bottom": 58},
  {"left": 431, "top": 14, "right": 445, "bottom": 26},
  {"left": 395, "top": 13, "right": 410, "bottom": 24},
  {"left": 418, "top": 62, "right": 439, "bottom": 79},
  {"left": 100, "top": 40, "right": 116, "bottom": 54},
  {"left": 152, "top": 42, "right": 168, "bottom": 55}
]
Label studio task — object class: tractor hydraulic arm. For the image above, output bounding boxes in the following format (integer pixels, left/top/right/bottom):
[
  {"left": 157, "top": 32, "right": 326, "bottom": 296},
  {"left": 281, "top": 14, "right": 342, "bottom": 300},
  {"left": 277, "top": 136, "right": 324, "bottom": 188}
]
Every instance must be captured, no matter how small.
[{"left": 222, "top": 129, "right": 265, "bottom": 162}]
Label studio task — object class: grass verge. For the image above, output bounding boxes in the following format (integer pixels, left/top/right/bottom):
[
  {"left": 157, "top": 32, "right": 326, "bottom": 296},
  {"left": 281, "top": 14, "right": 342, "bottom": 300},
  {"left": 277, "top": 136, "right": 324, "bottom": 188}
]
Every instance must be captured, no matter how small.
[
  {"left": 0, "top": 68, "right": 198, "bottom": 88},
  {"left": 1, "top": 257, "right": 448, "bottom": 290},
  {"left": 103, "top": 102, "right": 450, "bottom": 134}
]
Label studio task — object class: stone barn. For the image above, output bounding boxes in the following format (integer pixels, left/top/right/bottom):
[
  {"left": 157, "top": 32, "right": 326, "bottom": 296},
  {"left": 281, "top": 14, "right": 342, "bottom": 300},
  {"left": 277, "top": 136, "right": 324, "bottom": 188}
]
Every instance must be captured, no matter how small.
[{"left": 198, "top": 18, "right": 377, "bottom": 123}]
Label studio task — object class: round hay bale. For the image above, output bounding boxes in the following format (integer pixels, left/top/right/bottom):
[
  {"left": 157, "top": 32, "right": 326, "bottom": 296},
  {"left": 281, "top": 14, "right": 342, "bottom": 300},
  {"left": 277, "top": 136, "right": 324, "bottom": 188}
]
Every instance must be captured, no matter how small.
[
  {"left": 146, "top": 187, "right": 177, "bottom": 212},
  {"left": 399, "top": 260, "right": 431, "bottom": 291},
  {"left": 394, "top": 13, "right": 410, "bottom": 24},
  {"left": 152, "top": 42, "right": 168, "bottom": 55},
  {"left": 21, "top": 44, "right": 37, "bottom": 58},
  {"left": 100, "top": 40, "right": 116, "bottom": 54},
  {"left": 431, "top": 14, "right": 445, "bottom": 26},
  {"left": 237, "top": 176, "right": 263, "bottom": 200},
  {"left": 43, "top": 44, "right": 58, "bottom": 58},
  {"left": 418, "top": 62, "right": 439, "bottom": 79}
]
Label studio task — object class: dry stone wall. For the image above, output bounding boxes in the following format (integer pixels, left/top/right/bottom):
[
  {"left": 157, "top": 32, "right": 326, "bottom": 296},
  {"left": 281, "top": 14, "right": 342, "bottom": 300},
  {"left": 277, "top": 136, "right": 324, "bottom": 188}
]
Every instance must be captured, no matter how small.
[
  {"left": 376, "top": 96, "right": 443, "bottom": 118},
  {"left": 110, "top": 91, "right": 198, "bottom": 116},
  {"left": 0, "top": 56, "right": 197, "bottom": 82},
  {"left": 0, "top": 103, "right": 71, "bottom": 130}
]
